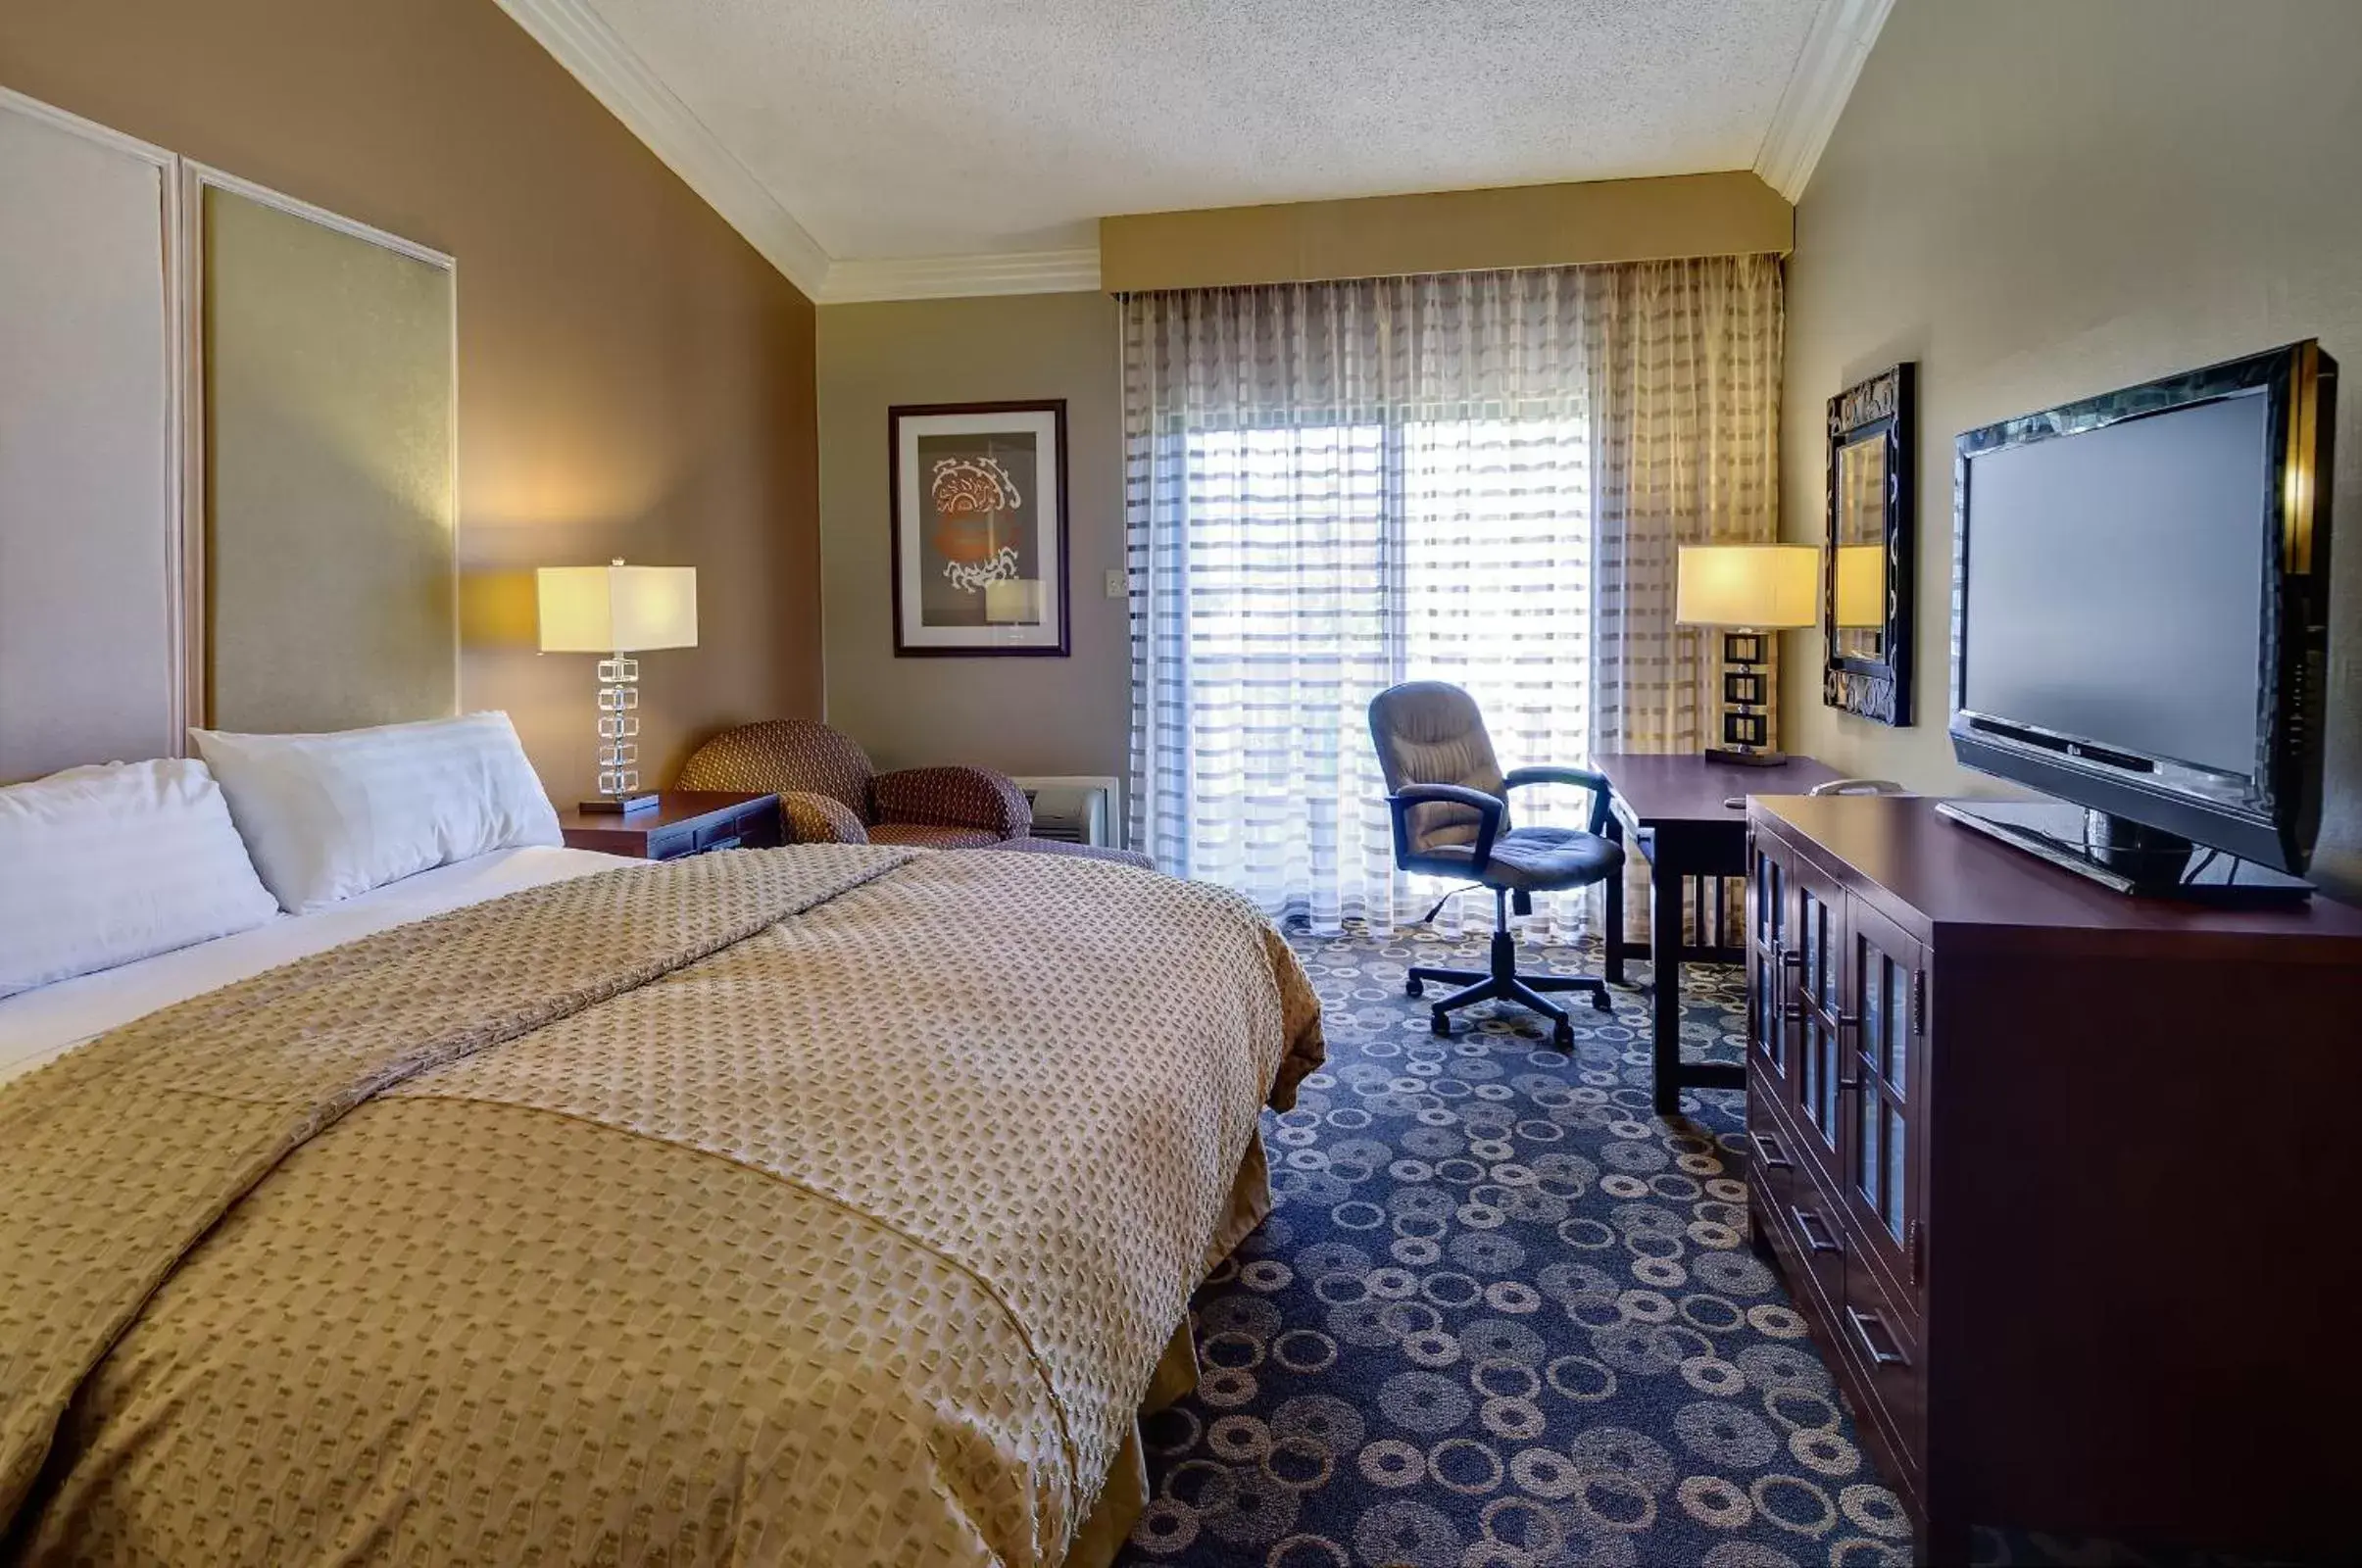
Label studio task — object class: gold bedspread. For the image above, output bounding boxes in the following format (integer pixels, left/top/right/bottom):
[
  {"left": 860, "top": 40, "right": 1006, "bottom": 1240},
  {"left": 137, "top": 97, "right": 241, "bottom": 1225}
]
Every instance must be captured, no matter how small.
[{"left": 0, "top": 846, "right": 1323, "bottom": 1565}]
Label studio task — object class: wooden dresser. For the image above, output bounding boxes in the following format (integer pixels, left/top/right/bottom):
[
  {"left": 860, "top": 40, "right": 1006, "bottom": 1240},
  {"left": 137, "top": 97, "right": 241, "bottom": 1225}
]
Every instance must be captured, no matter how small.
[{"left": 1743, "top": 794, "right": 2362, "bottom": 1562}]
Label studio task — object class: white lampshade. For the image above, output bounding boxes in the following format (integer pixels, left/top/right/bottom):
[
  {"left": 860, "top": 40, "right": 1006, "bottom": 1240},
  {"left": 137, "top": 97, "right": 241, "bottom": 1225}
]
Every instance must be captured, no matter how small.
[
  {"left": 1834, "top": 544, "right": 1886, "bottom": 628},
  {"left": 537, "top": 561, "right": 699, "bottom": 653},
  {"left": 1675, "top": 545, "right": 1820, "bottom": 629}
]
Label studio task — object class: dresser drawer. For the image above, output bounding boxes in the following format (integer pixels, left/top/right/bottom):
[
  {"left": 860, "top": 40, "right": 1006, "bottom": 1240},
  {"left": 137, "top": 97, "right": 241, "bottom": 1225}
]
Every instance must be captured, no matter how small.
[
  {"left": 1744, "top": 1092, "right": 1798, "bottom": 1215},
  {"left": 1782, "top": 1146, "right": 1851, "bottom": 1320},
  {"left": 1839, "top": 1247, "right": 1926, "bottom": 1486},
  {"left": 1747, "top": 1091, "right": 1846, "bottom": 1325}
]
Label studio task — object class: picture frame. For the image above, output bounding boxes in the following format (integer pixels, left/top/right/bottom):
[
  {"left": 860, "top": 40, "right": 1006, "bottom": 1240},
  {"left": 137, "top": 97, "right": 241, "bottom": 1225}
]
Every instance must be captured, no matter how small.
[
  {"left": 889, "top": 399, "right": 1069, "bottom": 657},
  {"left": 1823, "top": 363, "right": 1916, "bottom": 725}
]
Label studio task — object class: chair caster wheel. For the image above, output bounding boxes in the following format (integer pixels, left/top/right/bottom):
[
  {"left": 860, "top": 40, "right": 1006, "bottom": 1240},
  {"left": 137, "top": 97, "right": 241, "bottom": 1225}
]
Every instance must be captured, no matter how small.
[
  {"left": 1405, "top": 977, "right": 1424, "bottom": 999},
  {"left": 1553, "top": 1020, "right": 1574, "bottom": 1050},
  {"left": 1590, "top": 989, "right": 1614, "bottom": 1013},
  {"left": 1431, "top": 1009, "right": 1451, "bottom": 1036}
]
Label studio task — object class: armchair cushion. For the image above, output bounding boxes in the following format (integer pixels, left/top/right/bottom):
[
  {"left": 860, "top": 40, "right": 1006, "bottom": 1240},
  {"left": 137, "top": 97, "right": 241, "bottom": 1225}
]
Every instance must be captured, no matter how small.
[
  {"left": 777, "top": 790, "right": 868, "bottom": 845},
  {"left": 869, "top": 822, "right": 1004, "bottom": 850},
  {"left": 874, "top": 765, "right": 1031, "bottom": 839}
]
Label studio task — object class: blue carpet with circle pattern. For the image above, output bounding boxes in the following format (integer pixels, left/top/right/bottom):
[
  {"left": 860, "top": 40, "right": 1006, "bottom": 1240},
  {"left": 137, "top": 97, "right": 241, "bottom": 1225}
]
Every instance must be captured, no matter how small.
[{"left": 1110, "top": 923, "right": 2222, "bottom": 1568}]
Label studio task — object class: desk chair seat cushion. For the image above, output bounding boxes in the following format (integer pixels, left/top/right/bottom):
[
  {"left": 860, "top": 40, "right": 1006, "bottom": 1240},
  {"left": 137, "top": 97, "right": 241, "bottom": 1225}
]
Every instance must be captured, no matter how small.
[{"left": 1417, "top": 825, "right": 1624, "bottom": 892}]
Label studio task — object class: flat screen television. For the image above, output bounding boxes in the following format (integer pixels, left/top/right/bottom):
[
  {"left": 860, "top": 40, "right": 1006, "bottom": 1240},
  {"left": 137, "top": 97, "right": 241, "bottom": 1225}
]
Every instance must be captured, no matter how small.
[{"left": 1945, "top": 340, "right": 2337, "bottom": 902}]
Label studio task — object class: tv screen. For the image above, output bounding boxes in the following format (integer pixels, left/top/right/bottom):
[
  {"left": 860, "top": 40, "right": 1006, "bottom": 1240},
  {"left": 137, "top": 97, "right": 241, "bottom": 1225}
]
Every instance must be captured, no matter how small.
[
  {"left": 1949, "top": 339, "right": 2335, "bottom": 885},
  {"left": 1959, "top": 389, "right": 2270, "bottom": 778}
]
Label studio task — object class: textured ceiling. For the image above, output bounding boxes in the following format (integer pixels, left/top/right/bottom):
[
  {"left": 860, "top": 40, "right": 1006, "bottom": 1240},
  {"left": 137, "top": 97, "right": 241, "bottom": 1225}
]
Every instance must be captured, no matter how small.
[{"left": 581, "top": 0, "right": 1829, "bottom": 260}]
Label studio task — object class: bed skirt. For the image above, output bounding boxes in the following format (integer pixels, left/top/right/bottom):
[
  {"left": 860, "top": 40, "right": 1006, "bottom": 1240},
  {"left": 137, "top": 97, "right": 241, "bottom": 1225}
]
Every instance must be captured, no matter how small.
[{"left": 1064, "top": 1133, "right": 1272, "bottom": 1568}]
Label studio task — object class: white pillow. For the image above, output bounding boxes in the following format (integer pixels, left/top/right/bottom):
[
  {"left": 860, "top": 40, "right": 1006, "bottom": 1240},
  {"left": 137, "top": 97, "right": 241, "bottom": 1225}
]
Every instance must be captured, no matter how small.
[
  {"left": 192, "top": 712, "right": 563, "bottom": 914},
  {"left": 0, "top": 759, "right": 282, "bottom": 1000}
]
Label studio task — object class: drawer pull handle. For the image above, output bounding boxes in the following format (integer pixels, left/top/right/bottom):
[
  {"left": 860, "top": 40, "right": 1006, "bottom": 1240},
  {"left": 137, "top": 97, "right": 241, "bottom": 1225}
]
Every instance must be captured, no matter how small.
[
  {"left": 1846, "top": 1305, "right": 1909, "bottom": 1368},
  {"left": 705, "top": 835, "right": 743, "bottom": 853},
  {"left": 1748, "top": 1131, "right": 1793, "bottom": 1171},
  {"left": 1792, "top": 1205, "right": 1843, "bottom": 1255}
]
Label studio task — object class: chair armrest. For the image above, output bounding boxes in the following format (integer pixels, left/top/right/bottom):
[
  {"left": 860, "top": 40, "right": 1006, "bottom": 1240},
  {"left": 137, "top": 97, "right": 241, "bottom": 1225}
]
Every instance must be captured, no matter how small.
[
  {"left": 874, "top": 765, "right": 1032, "bottom": 837},
  {"left": 778, "top": 790, "right": 869, "bottom": 845},
  {"left": 1388, "top": 782, "right": 1505, "bottom": 872},
  {"left": 1503, "top": 765, "right": 1613, "bottom": 835}
]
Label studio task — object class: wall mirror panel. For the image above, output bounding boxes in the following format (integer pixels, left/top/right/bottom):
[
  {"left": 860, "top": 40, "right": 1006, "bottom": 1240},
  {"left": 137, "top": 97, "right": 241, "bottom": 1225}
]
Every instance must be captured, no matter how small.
[{"left": 1824, "top": 363, "right": 1916, "bottom": 725}]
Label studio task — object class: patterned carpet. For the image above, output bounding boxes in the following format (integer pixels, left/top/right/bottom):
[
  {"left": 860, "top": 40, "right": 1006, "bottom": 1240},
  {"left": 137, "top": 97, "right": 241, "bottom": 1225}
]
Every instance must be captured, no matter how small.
[{"left": 1112, "top": 924, "right": 2211, "bottom": 1568}]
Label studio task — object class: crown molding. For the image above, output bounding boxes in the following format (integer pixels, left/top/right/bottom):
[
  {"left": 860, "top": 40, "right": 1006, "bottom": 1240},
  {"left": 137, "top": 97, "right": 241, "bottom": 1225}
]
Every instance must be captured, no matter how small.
[
  {"left": 1754, "top": 0, "right": 1895, "bottom": 202},
  {"left": 493, "top": 0, "right": 830, "bottom": 297},
  {"left": 817, "top": 248, "right": 1103, "bottom": 304}
]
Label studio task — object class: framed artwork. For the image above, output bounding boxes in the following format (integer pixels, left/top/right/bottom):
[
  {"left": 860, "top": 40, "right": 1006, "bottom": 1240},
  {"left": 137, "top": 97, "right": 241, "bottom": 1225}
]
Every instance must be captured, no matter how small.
[{"left": 889, "top": 400, "right": 1069, "bottom": 657}]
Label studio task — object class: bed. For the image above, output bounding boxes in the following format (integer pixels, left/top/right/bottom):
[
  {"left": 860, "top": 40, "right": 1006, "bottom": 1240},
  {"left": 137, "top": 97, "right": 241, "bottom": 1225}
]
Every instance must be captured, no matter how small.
[{"left": 0, "top": 837, "right": 1323, "bottom": 1563}]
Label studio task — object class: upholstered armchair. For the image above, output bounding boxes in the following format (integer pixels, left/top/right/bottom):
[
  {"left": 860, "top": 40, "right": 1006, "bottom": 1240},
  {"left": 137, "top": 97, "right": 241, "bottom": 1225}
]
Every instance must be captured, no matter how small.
[{"left": 675, "top": 720, "right": 1032, "bottom": 849}]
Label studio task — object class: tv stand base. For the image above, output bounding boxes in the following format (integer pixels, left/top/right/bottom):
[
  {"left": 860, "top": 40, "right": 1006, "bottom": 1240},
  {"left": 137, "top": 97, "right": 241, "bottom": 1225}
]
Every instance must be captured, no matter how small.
[{"left": 1935, "top": 800, "right": 2312, "bottom": 906}]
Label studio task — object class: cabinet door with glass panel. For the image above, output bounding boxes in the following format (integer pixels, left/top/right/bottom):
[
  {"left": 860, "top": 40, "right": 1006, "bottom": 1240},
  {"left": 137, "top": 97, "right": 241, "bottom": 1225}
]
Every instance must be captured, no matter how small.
[
  {"left": 1745, "top": 834, "right": 1798, "bottom": 1096},
  {"left": 1842, "top": 897, "right": 1925, "bottom": 1298},
  {"left": 1785, "top": 856, "right": 1849, "bottom": 1185}
]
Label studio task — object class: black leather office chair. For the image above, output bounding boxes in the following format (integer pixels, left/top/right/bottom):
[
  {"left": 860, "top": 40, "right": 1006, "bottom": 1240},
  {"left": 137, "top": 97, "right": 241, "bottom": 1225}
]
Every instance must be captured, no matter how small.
[{"left": 1369, "top": 681, "right": 1624, "bottom": 1048}]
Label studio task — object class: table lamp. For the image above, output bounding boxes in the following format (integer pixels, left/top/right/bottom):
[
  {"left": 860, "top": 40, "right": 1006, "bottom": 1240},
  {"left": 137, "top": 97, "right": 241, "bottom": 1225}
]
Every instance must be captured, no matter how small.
[
  {"left": 537, "top": 560, "right": 698, "bottom": 812},
  {"left": 1675, "top": 543, "right": 1819, "bottom": 766}
]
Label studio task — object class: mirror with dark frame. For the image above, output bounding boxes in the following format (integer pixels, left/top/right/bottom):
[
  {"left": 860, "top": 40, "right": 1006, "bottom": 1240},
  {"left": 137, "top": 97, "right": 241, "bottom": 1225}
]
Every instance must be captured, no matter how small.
[{"left": 1824, "top": 363, "right": 1915, "bottom": 725}]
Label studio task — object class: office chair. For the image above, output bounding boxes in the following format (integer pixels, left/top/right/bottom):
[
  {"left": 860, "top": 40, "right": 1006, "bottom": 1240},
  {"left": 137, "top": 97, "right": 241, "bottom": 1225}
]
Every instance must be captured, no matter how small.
[{"left": 1368, "top": 681, "right": 1624, "bottom": 1049}]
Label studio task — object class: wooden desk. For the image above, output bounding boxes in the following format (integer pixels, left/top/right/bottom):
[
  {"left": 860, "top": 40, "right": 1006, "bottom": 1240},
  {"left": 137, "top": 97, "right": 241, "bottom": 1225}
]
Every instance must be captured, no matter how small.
[{"left": 1593, "top": 752, "right": 1842, "bottom": 1114}]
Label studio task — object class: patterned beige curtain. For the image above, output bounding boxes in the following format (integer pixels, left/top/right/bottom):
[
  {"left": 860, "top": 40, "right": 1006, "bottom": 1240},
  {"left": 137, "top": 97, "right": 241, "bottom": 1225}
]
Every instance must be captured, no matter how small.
[
  {"left": 1585, "top": 254, "right": 1786, "bottom": 754},
  {"left": 1583, "top": 255, "right": 1786, "bottom": 942},
  {"left": 1121, "top": 255, "right": 1783, "bottom": 945}
]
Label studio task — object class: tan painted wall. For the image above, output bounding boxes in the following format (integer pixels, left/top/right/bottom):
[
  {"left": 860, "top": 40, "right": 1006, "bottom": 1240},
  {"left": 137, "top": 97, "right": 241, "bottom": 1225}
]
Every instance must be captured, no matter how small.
[
  {"left": 1779, "top": 0, "right": 2362, "bottom": 899},
  {"left": 818, "top": 293, "right": 1128, "bottom": 787},
  {"left": 1103, "top": 172, "right": 1793, "bottom": 292},
  {"left": 0, "top": 0, "right": 821, "bottom": 800}
]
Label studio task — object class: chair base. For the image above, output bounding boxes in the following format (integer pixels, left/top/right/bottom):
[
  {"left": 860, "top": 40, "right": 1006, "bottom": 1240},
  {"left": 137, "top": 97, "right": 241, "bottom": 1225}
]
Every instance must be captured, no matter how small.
[{"left": 1405, "top": 905, "right": 1612, "bottom": 1050}]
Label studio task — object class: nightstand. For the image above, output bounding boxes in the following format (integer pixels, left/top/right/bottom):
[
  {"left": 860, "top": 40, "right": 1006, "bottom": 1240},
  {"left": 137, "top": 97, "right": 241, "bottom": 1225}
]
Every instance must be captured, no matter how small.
[{"left": 556, "top": 791, "right": 782, "bottom": 861}]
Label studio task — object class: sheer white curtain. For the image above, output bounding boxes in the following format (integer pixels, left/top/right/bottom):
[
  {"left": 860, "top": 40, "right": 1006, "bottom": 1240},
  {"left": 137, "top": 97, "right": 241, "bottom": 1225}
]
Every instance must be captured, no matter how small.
[{"left": 1122, "top": 259, "right": 1782, "bottom": 939}]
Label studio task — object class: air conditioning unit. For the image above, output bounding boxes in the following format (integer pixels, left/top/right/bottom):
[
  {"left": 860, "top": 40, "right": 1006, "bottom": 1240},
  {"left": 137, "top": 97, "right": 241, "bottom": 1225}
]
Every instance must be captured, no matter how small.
[{"left": 1011, "top": 775, "right": 1119, "bottom": 848}]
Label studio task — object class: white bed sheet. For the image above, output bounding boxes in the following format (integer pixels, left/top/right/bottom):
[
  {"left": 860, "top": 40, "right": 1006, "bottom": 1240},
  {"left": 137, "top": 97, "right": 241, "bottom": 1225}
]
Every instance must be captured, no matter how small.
[{"left": 0, "top": 845, "right": 628, "bottom": 1086}]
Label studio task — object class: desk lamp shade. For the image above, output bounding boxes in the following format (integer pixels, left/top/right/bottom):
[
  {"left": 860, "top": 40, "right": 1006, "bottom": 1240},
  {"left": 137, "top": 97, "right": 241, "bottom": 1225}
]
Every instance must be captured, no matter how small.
[
  {"left": 537, "top": 562, "right": 698, "bottom": 811},
  {"left": 1674, "top": 544, "right": 1818, "bottom": 766},
  {"left": 1675, "top": 544, "right": 1820, "bottom": 629}
]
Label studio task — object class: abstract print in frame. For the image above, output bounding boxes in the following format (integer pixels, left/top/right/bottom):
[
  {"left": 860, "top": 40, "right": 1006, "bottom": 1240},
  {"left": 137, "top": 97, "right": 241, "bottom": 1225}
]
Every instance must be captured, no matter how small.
[{"left": 890, "top": 400, "right": 1069, "bottom": 656}]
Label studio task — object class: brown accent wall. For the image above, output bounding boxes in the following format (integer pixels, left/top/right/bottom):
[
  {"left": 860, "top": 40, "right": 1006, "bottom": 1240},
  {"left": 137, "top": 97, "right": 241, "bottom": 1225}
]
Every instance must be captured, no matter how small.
[
  {"left": 817, "top": 293, "right": 1126, "bottom": 786},
  {"left": 0, "top": 0, "right": 820, "bottom": 800},
  {"left": 1780, "top": 0, "right": 2362, "bottom": 900},
  {"left": 1101, "top": 172, "right": 1793, "bottom": 293}
]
